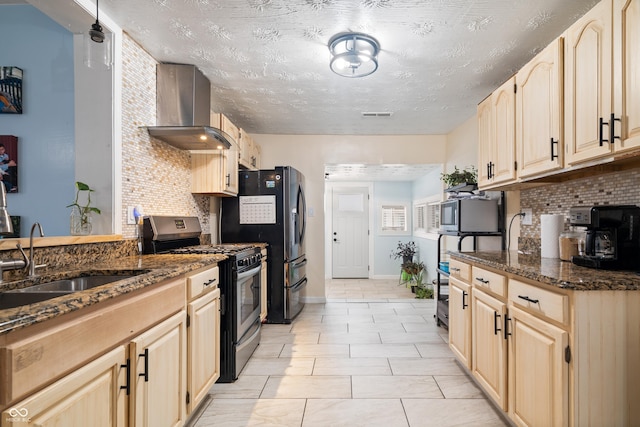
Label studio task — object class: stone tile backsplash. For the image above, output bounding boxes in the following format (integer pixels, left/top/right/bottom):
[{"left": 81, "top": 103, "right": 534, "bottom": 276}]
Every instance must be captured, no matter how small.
[
  {"left": 120, "top": 34, "right": 210, "bottom": 239},
  {"left": 518, "top": 167, "right": 640, "bottom": 252}
]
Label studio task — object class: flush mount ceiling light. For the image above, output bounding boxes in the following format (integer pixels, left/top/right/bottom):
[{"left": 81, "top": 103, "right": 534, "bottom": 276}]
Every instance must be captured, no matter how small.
[
  {"left": 89, "top": 0, "right": 105, "bottom": 43},
  {"left": 328, "top": 32, "right": 380, "bottom": 78}
]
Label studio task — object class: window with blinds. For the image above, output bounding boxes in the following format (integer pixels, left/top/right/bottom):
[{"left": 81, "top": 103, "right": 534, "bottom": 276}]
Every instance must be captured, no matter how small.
[
  {"left": 381, "top": 205, "right": 407, "bottom": 232},
  {"left": 413, "top": 196, "right": 441, "bottom": 237}
]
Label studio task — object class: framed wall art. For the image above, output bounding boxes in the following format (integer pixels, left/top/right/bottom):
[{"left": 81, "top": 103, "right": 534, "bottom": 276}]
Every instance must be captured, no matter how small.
[
  {"left": 0, "top": 67, "right": 23, "bottom": 114},
  {"left": 0, "top": 136, "right": 18, "bottom": 193}
]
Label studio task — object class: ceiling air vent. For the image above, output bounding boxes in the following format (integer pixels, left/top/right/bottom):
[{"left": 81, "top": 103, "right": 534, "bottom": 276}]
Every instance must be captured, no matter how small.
[{"left": 361, "top": 112, "right": 393, "bottom": 117}]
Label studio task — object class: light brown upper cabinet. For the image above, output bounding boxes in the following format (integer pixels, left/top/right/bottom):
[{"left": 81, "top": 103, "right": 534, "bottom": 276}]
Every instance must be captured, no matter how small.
[
  {"left": 565, "top": 0, "right": 613, "bottom": 164},
  {"left": 478, "top": 76, "right": 517, "bottom": 189},
  {"left": 566, "top": 0, "right": 640, "bottom": 165},
  {"left": 211, "top": 113, "right": 240, "bottom": 146},
  {"left": 613, "top": 0, "right": 640, "bottom": 153},
  {"left": 239, "top": 129, "right": 262, "bottom": 170},
  {"left": 191, "top": 113, "right": 240, "bottom": 196},
  {"left": 516, "top": 38, "right": 564, "bottom": 178}
]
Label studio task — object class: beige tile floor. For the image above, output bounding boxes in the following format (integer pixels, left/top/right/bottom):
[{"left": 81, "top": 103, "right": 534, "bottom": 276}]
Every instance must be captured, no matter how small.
[{"left": 192, "top": 278, "right": 508, "bottom": 427}]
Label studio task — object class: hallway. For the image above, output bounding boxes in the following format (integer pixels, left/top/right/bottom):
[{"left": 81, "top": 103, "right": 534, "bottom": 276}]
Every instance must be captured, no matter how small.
[{"left": 193, "top": 278, "right": 508, "bottom": 426}]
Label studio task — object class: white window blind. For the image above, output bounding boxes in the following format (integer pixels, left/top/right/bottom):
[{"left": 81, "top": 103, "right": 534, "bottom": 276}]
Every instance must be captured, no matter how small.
[
  {"left": 381, "top": 205, "right": 407, "bottom": 231},
  {"left": 414, "top": 203, "right": 426, "bottom": 231},
  {"left": 427, "top": 201, "right": 440, "bottom": 233}
]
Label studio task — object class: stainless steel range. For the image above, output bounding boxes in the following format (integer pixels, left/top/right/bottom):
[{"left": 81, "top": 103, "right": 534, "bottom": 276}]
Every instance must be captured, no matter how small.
[{"left": 142, "top": 215, "right": 262, "bottom": 382}]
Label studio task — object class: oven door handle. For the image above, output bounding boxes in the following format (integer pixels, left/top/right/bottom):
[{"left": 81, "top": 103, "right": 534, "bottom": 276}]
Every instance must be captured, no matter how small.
[{"left": 237, "top": 265, "right": 262, "bottom": 281}]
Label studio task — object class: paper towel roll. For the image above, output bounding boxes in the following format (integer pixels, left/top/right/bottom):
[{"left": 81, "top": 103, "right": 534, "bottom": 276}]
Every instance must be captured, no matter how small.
[{"left": 541, "top": 214, "right": 565, "bottom": 258}]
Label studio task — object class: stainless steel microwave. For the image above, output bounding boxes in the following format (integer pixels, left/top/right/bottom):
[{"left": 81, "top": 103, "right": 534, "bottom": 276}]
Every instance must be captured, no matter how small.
[{"left": 440, "top": 198, "right": 499, "bottom": 233}]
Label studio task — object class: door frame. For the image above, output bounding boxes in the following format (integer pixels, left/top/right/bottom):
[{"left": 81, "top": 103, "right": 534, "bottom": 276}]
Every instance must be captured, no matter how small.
[{"left": 324, "top": 181, "right": 374, "bottom": 279}]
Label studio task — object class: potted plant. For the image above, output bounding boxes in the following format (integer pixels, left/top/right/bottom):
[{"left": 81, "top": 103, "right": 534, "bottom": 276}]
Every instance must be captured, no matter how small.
[
  {"left": 401, "top": 261, "right": 425, "bottom": 293},
  {"left": 440, "top": 165, "right": 478, "bottom": 188},
  {"left": 390, "top": 241, "right": 417, "bottom": 264},
  {"left": 415, "top": 283, "right": 434, "bottom": 299},
  {"left": 67, "top": 181, "right": 101, "bottom": 235}
]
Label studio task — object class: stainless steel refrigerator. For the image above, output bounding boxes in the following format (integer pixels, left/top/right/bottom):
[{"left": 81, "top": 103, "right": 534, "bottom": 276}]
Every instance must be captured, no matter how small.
[{"left": 221, "top": 166, "right": 307, "bottom": 323}]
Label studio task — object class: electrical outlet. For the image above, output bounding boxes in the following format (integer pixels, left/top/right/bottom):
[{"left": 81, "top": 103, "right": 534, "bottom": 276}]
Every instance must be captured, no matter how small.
[
  {"left": 127, "top": 206, "right": 136, "bottom": 225},
  {"left": 521, "top": 208, "right": 533, "bottom": 225}
]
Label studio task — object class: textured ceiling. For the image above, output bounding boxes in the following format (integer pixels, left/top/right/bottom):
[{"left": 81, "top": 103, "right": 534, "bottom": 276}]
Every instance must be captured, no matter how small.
[{"left": 91, "top": 0, "right": 598, "bottom": 136}]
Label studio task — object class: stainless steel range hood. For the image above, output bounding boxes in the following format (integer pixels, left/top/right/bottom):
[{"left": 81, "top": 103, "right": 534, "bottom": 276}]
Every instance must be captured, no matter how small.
[{"left": 145, "top": 63, "right": 232, "bottom": 150}]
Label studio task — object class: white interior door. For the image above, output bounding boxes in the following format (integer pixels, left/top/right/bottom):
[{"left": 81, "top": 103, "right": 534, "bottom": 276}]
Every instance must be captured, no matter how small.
[{"left": 331, "top": 187, "right": 369, "bottom": 278}]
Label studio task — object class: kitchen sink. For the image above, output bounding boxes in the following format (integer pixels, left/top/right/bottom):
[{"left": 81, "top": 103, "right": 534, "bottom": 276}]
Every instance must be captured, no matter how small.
[
  {"left": 0, "top": 291, "right": 69, "bottom": 310},
  {"left": 0, "top": 272, "right": 148, "bottom": 310},
  {"left": 11, "top": 275, "right": 137, "bottom": 293}
]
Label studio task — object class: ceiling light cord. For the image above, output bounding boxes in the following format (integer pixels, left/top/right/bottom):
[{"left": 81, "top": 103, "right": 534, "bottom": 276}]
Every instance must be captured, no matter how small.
[{"left": 89, "top": 0, "right": 105, "bottom": 43}]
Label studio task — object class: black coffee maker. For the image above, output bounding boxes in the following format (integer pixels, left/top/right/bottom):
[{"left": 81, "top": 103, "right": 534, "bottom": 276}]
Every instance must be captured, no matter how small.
[{"left": 568, "top": 205, "right": 640, "bottom": 270}]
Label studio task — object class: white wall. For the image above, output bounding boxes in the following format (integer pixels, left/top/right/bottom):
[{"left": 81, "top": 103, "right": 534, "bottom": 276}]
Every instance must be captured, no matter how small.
[
  {"left": 443, "top": 115, "right": 521, "bottom": 252},
  {"left": 253, "top": 134, "right": 446, "bottom": 301}
]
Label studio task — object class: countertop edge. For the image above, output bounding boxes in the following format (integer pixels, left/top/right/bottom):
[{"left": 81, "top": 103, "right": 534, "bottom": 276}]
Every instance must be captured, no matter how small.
[
  {"left": 0, "top": 254, "right": 224, "bottom": 336},
  {"left": 449, "top": 251, "right": 640, "bottom": 291}
]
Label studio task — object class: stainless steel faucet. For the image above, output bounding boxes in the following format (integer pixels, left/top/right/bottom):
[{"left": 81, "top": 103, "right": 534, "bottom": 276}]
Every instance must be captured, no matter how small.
[
  {"left": 0, "top": 244, "right": 28, "bottom": 283},
  {"left": 28, "top": 222, "right": 45, "bottom": 277}
]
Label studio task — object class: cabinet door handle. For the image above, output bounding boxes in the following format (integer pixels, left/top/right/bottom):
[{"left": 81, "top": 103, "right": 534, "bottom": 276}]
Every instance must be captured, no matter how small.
[
  {"left": 203, "top": 278, "right": 217, "bottom": 287},
  {"left": 518, "top": 295, "right": 539, "bottom": 304},
  {"left": 120, "top": 358, "right": 131, "bottom": 395},
  {"left": 139, "top": 348, "right": 149, "bottom": 382},
  {"left": 493, "top": 311, "right": 502, "bottom": 335},
  {"left": 490, "top": 162, "right": 494, "bottom": 179},
  {"left": 475, "top": 277, "right": 489, "bottom": 284},
  {"left": 504, "top": 314, "right": 511, "bottom": 340},
  {"left": 550, "top": 138, "right": 559, "bottom": 160},
  {"left": 599, "top": 117, "right": 609, "bottom": 146},
  {"left": 610, "top": 113, "right": 621, "bottom": 144},
  {"left": 225, "top": 174, "right": 231, "bottom": 187},
  {"left": 450, "top": 267, "right": 460, "bottom": 272},
  {"left": 462, "top": 290, "right": 468, "bottom": 309}
]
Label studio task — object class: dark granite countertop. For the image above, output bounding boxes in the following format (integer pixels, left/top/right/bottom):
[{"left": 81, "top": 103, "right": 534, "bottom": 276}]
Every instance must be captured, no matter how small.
[
  {"left": 0, "top": 253, "right": 226, "bottom": 336},
  {"left": 449, "top": 251, "right": 640, "bottom": 291}
]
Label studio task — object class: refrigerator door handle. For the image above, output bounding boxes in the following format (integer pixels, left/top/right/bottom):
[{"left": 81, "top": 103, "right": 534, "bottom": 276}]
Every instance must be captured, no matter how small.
[
  {"left": 298, "top": 185, "right": 306, "bottom": 244},
  {"left": 290, "top": 257, "right": 307, "bottom": 268},
  {"left": 289, "top": 277, "right": 307, "bottom": 291}
]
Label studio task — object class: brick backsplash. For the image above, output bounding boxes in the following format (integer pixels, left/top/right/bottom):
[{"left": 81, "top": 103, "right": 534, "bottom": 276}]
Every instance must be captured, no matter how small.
[
  {"left": 518, "top": 167, "right": 640, "bottom": 252},
  {"left": 120, "top": 34, "right": 210, "bottom": 239}
]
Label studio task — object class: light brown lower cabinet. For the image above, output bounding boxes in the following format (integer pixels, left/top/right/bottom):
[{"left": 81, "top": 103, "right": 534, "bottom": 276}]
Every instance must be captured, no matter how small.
[
  {"left": 448, "top": 259, "right": 640, "bottom": 427},
  {"left": 187, "top": 288, "right": 220, "bottom": 414},
  {"left": 130, "top": 311, "right": 187, "bottom": 427},
  {"left": 1, "top": 345, "right": 128, "bottom": 427},
  {"left": 1, "top": 311, "right": 188, "bottom": 427},
  {"left": 471, "top": 288, "right": 508, "bottom": 411},
  {"left": 448, "top": 277, "right": 471, "bottom": 369},
  {"left": 0, "top": 267, "right": 223, "bottom": 427},
  {"left": 508, "top": 305, "right": 568, "bottom": 427},
  {"left": 260, "top": 249, "right": 267, "bottom": 321}
]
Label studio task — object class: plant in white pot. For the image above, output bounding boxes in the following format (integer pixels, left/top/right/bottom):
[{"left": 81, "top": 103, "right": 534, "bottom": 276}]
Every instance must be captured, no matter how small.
[{"left": 67, "top": 181, "right": 101, "bottom": 235}]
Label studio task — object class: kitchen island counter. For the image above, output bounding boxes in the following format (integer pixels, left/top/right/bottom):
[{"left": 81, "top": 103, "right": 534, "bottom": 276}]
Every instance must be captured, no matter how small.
[
  {"left": 450, "top": 250, "right": 640, "bottom": 291},
  {"left": 0, "top": 253, "right": 226, "bottom": 336}
]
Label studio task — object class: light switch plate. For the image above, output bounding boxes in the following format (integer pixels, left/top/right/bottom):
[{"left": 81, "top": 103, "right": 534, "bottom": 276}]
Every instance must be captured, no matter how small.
[
  {"left": 127, "top": 206, "right": 136, "bottom": 224},
  {"left": 521, "top": 208, "right": 532, "bottom": 225}
]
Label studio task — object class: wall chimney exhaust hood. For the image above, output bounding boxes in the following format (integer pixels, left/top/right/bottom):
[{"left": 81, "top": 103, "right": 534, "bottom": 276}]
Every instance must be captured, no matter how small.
[{"left": 145, "top": 63, "right": 232, "bottom": 150}]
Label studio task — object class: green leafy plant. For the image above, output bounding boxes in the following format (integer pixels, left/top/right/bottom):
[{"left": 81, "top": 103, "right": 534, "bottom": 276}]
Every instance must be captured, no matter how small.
[
  {"left": 390, "top": 241, "right": 417, "bottom": 261},
  {"left": 440, "top": 165, "right": 478, "bottom": 188},
  {"left": 67, "top": 181, "right": 101, "bottom": 226},
  {"left": 415, "top": 284, "right": 434, "bottom": 299}
]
